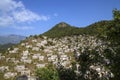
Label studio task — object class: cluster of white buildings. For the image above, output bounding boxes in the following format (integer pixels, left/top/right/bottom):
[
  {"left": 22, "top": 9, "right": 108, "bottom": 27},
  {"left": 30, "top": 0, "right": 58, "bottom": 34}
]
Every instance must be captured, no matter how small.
[
  {"left": 9, "top": 48, "right": 19, "bottom": 54},
  {"left": 0, "top": 35, "right": 113, "bottom": 79}
]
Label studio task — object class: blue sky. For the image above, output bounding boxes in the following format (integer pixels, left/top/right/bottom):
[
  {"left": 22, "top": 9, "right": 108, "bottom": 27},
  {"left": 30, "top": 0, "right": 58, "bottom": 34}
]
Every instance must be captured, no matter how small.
[{"left": 0, "top": 0, "right": 120, "bottom": 36}]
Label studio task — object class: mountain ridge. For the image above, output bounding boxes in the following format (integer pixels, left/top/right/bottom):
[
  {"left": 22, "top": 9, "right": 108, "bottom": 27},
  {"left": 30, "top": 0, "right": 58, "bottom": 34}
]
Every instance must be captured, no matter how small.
[
  {"left": 43, "top": 20, "right": 110, "bottom": 38},
  {"left": 0, "top": 34, "right": 26, "bottom": 45}
]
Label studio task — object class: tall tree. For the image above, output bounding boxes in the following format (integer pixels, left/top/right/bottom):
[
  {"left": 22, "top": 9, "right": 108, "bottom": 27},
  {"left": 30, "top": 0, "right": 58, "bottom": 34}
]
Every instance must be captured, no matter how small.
[{"left": 106, "top": 9, "right": 120, "bottom": 80}]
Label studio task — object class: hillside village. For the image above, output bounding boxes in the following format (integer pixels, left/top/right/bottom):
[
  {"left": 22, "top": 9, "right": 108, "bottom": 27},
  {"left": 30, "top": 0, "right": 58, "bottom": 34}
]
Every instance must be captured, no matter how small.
[
  {"left": 0, "top": 0, "right": 120, "bottom": 79},
  {"left": 0, "top": 34, "right": 113, "bottom": 80}
]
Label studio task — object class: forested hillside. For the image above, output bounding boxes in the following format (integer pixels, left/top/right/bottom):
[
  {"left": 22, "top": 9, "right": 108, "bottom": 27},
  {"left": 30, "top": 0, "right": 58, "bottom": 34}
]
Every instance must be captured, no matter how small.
[{"left": 43, "top": 20, "right": 111, "bottom": 38}]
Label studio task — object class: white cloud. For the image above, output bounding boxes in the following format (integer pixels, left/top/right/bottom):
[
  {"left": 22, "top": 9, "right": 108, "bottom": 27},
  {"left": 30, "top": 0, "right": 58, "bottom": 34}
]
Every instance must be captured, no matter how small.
[
  {"left": 13, "top": 9, "right": 41, "bottom": 23},
  {"left": 12, "top": 9, "right": 49, "bottom": 23},
  {"left": 0, "top": 0, "right": 24, "bottom": 13},
  {"left": 0, "top": 0, "right": 49, "bottom": 29},
  {"left": 0, "top": 16, "right": 14, "bottom": 26}
]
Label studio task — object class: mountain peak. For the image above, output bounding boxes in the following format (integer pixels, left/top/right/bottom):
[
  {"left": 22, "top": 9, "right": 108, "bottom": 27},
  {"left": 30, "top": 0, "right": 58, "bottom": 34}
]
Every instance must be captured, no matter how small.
[
  {"left": 56, "top": 22, "right": 70, "bottom": 28},
  {"left": 43, "top": 22, "right": 79, "bottom": 38}
]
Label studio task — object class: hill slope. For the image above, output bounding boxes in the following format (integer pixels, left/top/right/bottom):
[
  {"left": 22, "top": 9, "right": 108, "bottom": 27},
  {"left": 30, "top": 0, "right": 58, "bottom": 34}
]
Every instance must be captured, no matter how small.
[{"left": 0, "top": 34, "right": 109, "bottom": 80}]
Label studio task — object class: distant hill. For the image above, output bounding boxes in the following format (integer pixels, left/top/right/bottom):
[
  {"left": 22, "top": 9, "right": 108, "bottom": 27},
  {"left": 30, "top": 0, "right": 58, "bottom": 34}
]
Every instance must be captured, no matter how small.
[
  {"left": 43, "top": 20, "right": 111, "bottom": 38},
  {"left": 0, "top": 34, "right": 26, "bottom": 45}
]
